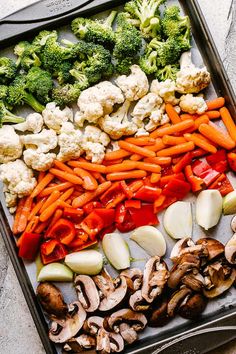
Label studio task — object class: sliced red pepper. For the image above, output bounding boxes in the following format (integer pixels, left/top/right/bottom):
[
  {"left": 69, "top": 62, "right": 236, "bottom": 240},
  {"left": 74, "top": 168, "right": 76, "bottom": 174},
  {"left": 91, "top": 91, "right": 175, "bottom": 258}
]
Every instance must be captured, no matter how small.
[
  {"left": 115, "top": 203, "right": 127, "bottom": 224},
  {"left": 70, "top": 240, "right": 97, "bottom": 252},
  {"left": 129, "top": 204, "right": 159, "bottom": 227},
  {"left": 185, "top": 165, "right": 204, "bottom": 193},
  {"left": 40, "top": 240, "right": 67, "bottom": 264},
  {"left": 46, "top": 218, "right": 76, "bottom": 245},
  {"left": 99, "top": 224, "right": 116, "bottom": 240},
  {"left": 154, "top": 196, "right": 177, "bottom": 214},
  {"left": 227, "top": 152, "right": 236, "bottom": 172},
  {"left": 63, "top": 207, "right": 84, "bottom": 223},
  {"left": 134, "top": 186, "right": 162, "bottom": 202},
  {"left": 18, "top": 232, "right": 42, "bottom": 261},
  {"left": 208, "top": 173, "right": 234, "bottom": 196},
  {"left": 173, "top": 152, "right": 192, "bottom": 173},
  {"left": 83, "top": 201, "right": 103, "bottom": 215},
  {"left": 80, "top": 211, "right": 104, "bottom": 240},
  {"left": 100, "top": 181, "right": 132, "bottom": 208},
  {"left": 160, "top": 173, "right": 185, "bottom": 188},
  {"left": 116, "top": 210, "right": 136, "bottom": 233},
  {"left": 192, "top": 160, "right": 220, "bottom": 186},
  {"left": 206, "top": 150, "right": 228, "bottom": 173},
  {"left": 125, "top": 200, "right": 141, "bottom": 209},
  {"left": 162, "top": 178, "right": 191, "bottom": 199},
  {"left": 94, "top": 209, "right": 115, "bottom": 228}
]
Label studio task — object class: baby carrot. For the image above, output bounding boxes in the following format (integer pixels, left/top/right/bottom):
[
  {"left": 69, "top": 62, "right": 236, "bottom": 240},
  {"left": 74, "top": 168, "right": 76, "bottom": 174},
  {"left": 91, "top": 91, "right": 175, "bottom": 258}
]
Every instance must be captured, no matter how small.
[
  {"left": 53, "top": 160, "right": 75, "bottom": 174},
  {"left": 180, "top": 113, "right": 198, "bottom": 120},
  {"left": 13, "top": 198, "right": 26, "bottom": 234},
  {"left": 130, "top": 139, "right": 165, "bottom": 161},
  {"left": 184, "top": 133, "right": 217, "bottom": 154},
  {"left": 35, "top": 220, "right": 51, "bottom": 233},
  {"left": 118, "top": 140, "right": 156, "bottom": 158},
  {"left": 38, "top": 182, "right": 73, "bottom": 197},
  {"left": 205, "top": 111, "right": 221, "bottom": 119},
  {"left": 199, "top": 123, "right": 236, "bottom": 150},
  {"left": 154, "top": 119, "right": 195, "bottom": 138},
  {"left": 39, "top": 190, "right": 61, "bottom": 213},
  {"left": 136, "top": 162, "right": 161, "bottom": 173},
  {"left": 72, "top": 181, "right": 112, "bottom": 208},
  {"left": 162, "top": 135, "right": 186, "bottom": 145},
  {"left": 68, "top": 161, "right": 106, "bottom": 173},
  {"left": 38, "top": 171, "right": 46, "bottom": 183},
  {"left": 28, "top": 198, "right": 46, "bottom": 220},
  {"left": 104, "top": 149, "right": 131, "bottom": 161},
  {"left": 17, "top": 196, "right": 33, "bottom": 234},
  {"left": 150, "top": 173, "right": 161, "bottom": 184},
  {"left": 150, "top": 124, "right": 171, "bottom": 139},
  {"left": 207, "top": 97, "right": 225, "bottom": 110},
  {"left": 74, "top": 167, "right": 98, "bottom": 190},
  {"left": 157, "top": 141, "right": 195, "bottom": 157},
  {"left": 144, "top": 157, "right": 172, "bottom": 165},
  {"left": 49, "top": 168, "right": 83, "bottom": 184},
  {"left": 220, "top": 107, "right": 236, "bottom": 142},
  {"left": 90, "top": 171, "right": 106, "bottom": 183},
  {"left": 165, "top": 103, "right": 181, "bottom": 124},
  {"left": 125, "top": 137, "right": 156, "bottom": 146},
  {"left": 184, "top": 115, "right": 209, "bottom": 133},
  {"left": 105, "top": 161, "right": 137, "bottom": 173},
  {"left": 31, "top": 173, "right": 54, "bottom": 198},
  {"left": 25, "top": 216, "right": 39, "bottom": 233},
  {"left": 60, "top": 187, "right": 75, "bottom": 201},
  {"left": 102, "top": 159, "right": 123, "bottom": 166},
  {"left": 47, "top": 209, "right": 63, "bottom": 232},
  {"left": 106, "top": 170, "right": 147, "bottom": 181}
]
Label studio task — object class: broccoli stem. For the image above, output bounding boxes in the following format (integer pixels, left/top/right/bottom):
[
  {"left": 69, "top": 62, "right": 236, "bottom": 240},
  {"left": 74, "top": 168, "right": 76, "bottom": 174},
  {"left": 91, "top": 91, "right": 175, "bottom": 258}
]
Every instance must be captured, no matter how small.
[
  {"left": 104, "top": 10, "right": 117, "bottom": 27},
  {"left": 3, "top": 114, "right": 25, "bottom": 124},
  {"left": 23, "top": 92, "right": 45, "bottom": 112}
]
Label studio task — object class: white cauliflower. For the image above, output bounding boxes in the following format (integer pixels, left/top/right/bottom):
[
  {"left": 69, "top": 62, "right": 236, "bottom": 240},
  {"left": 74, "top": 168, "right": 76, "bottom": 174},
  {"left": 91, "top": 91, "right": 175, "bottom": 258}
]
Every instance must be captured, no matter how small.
[
  {"left": 0, "top": 159, "right": 37, "bottom": 198},
  {"left": 13, "top": 113, "right": 43, "bottom": 133},
  {"left": 42, "top": 102, "right": 73, "bottom": 132},
  {"left": 179, "top": 94, "right": 208, "bottom": 115},
  {"left": 23, "top": 149, "right": 56, "bottom": 171},
  {"left": 21, "top": 129, "right": 58, "bottom": 153},
  {"left": 115, "top": 65, "right": 149, "bottom": 101},
  {"left": 150, "top": 79, "right": 179, "bottom": 105},
  {"left": 4, "top": 190, "right": 17, "bottom": 213},
  {"left": 176, "top": 51, "right": 211, "bottom": 94},
  {"left": 99, "top": 100, "right": 138, "bottom": 139},
  {"left": 0, "top": 125, "right": 23, "bottom": 163},
  {"left": 81, "top": 125, "right": 110, "bottom": 163},
  {"left": 57, "top": 122, "right": 83, "bottom": 162},
  {"left": 75, "top": 81, "right": 124, "bottom": 127}
]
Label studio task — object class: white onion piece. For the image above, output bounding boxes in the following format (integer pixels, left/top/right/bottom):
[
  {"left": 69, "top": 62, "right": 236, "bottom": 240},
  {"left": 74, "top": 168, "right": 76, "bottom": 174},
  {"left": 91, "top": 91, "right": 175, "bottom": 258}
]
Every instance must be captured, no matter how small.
[
  {"left": 102, "top": 233, "right": 130, "bottom": 270},
  {"left": 223, "top": 191, "right": 236, "bottom": 215},
  {"left": 196, "top": 190, "right": 222, "bottom": 230},
  {"left": 65, "top": 250, "right": 103, "bottom": 275},
  {"left": 163, "top": 201, "right": 192, "bottom": 239},
  {"left": 130, "top": 226, "right": 166, "bottom": 257}
]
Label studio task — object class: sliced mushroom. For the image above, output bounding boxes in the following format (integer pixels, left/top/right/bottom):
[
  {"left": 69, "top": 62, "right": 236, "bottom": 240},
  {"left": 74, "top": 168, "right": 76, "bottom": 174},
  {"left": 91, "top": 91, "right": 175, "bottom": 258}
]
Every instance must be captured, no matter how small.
[
  {"left": 149, "top": 299, "right": 169, "bottom": 327},
  {"left": 63, "top": 334, "right": 96, "bottom": 352},
  {"left": 225, "top": 233, "right": 236, "bottom": 264},
  {"left": 108, "top": 333, "right": 124, "bottom": 352},
  {"left": 231, "top": 215, "right": 236, "bottom": 232},
  {"left": 167, "top": 287, "right": 192, "bottom": 317},
  {"left": 49, "top": 302, "right": 86, "bottom": 343},
  {"left": 141, "top": 256, "right": 169, "bottom": 303},
  {"left": 83, "top": 316, "right": 104, "bottom": 335},
  {"left": 170, "top": 238, "right": 195, "bottom": 261},
  {"left": 93, "top": 270, "right": 128, "bottom": 312},
  {"left": 118, "top": 323, "right": 138, "bottom": 344},
  {"left": 182, "top": 273, "right": 204, "bottom": 292},
  {"left": 74, "top": 275, "right": 100, "bottom": 313},
  {"left": 120, "top": 268, "right": 143, "bottom": 292},
  {"left": 178, "top": 293, "right": 207, "bottom": 319},
  {"left": 203, "top": 261, "right": 236, "bottom": 298},
  {"left": 168, "top": 253, "right": 200, "bottom": 289},
  {"left": 129, "top": 290, "right": 150, "bottom": 312},
  {"left": 37, "top": 282, "right": 67, "bottom": 318},
  {"left": 196, "top": 238, "right": 224, "bottom": 261},
  {"left": 96, "top": 328, "right": 111, "bottom": 354}
]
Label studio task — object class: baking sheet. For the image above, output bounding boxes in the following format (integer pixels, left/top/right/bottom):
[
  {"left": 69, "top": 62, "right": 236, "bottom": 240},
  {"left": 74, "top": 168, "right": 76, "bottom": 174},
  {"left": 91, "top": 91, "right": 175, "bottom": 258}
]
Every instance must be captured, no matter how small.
[{"left": 1, "top": 1, "right": 236, "bottom": 353}]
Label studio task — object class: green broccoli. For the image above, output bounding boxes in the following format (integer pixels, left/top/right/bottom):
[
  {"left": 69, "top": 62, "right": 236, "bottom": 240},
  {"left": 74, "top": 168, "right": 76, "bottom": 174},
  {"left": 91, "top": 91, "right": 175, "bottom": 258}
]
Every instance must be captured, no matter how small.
[
  {"left": 0, "top": 57, "right": 17, "bottom": 84},
  {"left": 14, "top": 41, "right": 41, "bottom": 69},
  {"left": 26, "top": 67, "right": 53, "bottom": 103},
  {"left": 71, "top": 11, "right": 117, "bottom": 47},
  {"left": 7, "top": 75, "right": 45, "bottom": 112},
  {"left": 124, "top": 0, "right": 166, "bottom": 39},
  {"left": 0, "top": 101, "right": 25, "bottom": 127},
  {"left": 32, "top": 30, "right": 58, "bottom": 48},
  {"left": 56, "top": 61, "right": 73, "bottom": 85},
  {"left": 69, "top": 66, "right": 90, "bottom": 89},
  {"left": 156, "top": 64, "right": 179, "bottom": 81},
  {"left": 52, "top": 83, "right": 81, "bottom": 106},
  {"left": 0, "top": 85, "right": 8, "bottom": 101},
  {"left": 114, "top": 57, "right": 134, "bottom": 75},
  {"left": 139, "top": 47, "right": 158, "bottom": 74},
  {"left": 149, "top": 37, "right": 182, "bottom": 67}
]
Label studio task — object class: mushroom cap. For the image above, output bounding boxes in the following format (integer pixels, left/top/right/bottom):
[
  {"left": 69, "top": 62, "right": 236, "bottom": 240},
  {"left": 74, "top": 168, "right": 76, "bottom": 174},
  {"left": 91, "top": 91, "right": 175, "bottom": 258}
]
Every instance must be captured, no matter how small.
[
  {"left": 149, "top": 299, "right": 169, "bottom": 327},
  {"left": 37, "top": 282, "right": 67, "bottom": 318},
  {"left": 168, "top": 253, "right": 200, "bottom": 289},
  {"left": 178, "top": 293, "right": 207, "bottom": 319},
  {"left": 49, "top": 301, "right": 86, "bottom": 343},
  {"left": 196, "top": 238, "right": 224, "bottom": 261},
  {"left": 63, "top": 334, "right": 96, "bottom": 352},
  {"left": 74, "top": 275, "right": 100, "bottom": 312},
  {"left": 96, "top": 328, "right": 111, "bottom": 354},
  {"left": 182, "top": 273, "right": 204, "bottom": 292},
  {"left": 108, "top": 332, "right": 124, "bottom": 352},
  {"left": 119, "top": 323, "right": 138, "bottom": 344},
  {"left": 167, "top": 287, "right": 192, "bottom": 317},
  {"left": 129, "top": 290, "right": 150, "bottom": 312},
  {"left": 170, "top": 238, "right": 195, "bottom": 262},
  {"left": 83, "top": 316, "right": 104, "bottom": 335},
  {"left": 120, "top": 268, "right": 143, "bottom": 292},
  {"left": 105, "top": 308, "right": 147, "bottom": 333},
  {"left": 231, "top": 215, "right": 236, "bottom": 233},
  {"left": 225, "top": 233, "right": 236, "bottom": 264}
]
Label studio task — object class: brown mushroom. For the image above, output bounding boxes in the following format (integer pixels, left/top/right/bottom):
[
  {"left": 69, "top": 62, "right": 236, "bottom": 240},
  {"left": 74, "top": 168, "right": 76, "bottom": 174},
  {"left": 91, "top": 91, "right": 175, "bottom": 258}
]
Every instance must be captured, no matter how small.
[
  {"left": 196, "top": 238, "right": 224, "bottom": 261},
  {"left": 108, "top": 332, "right": 124, "bottom": 353},
  {"left": 149, "top": 299, "right": 169, "bottom": 327},
  {"left": 37, "top": 282, "right": 67, "bottom": 318},
  {"left": 178, "top": 293, "right": 207, "bottom": 319},
  {"left": 230, "top": 215, "right": 236, "bottom": 232},
  {"left": 83, "top": 316, "right": 104, "bottom": 335},
  {"left": 129, "top": 290, "right": 150, "bottom": 312},
  {"left": 96, "top": 328, "right": 124, "bottom": 354},
  {"left": 118, "top": 323, "right": 138, "bottom": 344},
  {"left": 167, "top": 286, "right": 192, "bottom": 317},
  {"left": 225, "top": 233, "right": 236, "bottom": 264},
  {"left": 141, "top": 256, "right": 169, "bottom": 303},
  {"left": 63, "top": 334, "right": 96, "bottom": 352},
  {"left": 93, "top": 270, "right": 128, "bottom": 312},
  {"left": 74, "top": 275, "right": 100, "bottom": 313},
  {"left": 120, "top": 268, "right": 143, "bottom": 292},
  {"left": 168, "top": 253, "right": 200, "bottom": 289},
  {"left": 182, "top": 273, "right": 204, "bottom": 292},
  {"left": 170, "top": 238, "right": 195, "bottom": 262},
  {"left": 49, "top": 302, "right": 86, "bottom": 343}
]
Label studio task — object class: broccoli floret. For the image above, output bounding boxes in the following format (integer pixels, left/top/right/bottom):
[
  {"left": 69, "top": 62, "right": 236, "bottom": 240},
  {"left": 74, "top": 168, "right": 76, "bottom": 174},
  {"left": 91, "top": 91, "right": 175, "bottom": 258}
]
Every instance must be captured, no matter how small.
[
  {"left": 7, "top": 75, "right": 45, "bottom": 112},
  {"left": 55, "top": 61, "right": 73, "bottom": 85},
  {"left": 113, "top": 12, "right": 142, "bottom": 62},
  {"left": 0, "top": 101, "right": 25, "bottom": 127},
  {"left": 114, "top": 57, "right": 133, "bottom": 75},
  {"left": 0, "top": 57, "right": 17, "bottom": 84},
  {"left": 69, "top": 66, "right": 90, "bottom": 90},
  {"left": 14, "top": 41, "right": 41, "bottom": 69},
  {"left": 52, "top": 83, "right": 81, "bottom": 106},
  {"left": 26, "top": 67, "right": 53, "bottom": 103},
  {"left": 32, "top": 30, "right": 58, "bottom": 48},
  {"left": 139, "top": 47, "right": 158, "bottom": 74},
  {"left": 0, "top": 85, "right": 8, "bottom": 101},
  {"left": 149, "top": 37, "right": 182, "bottom": 67},
  {"left": 71, "top": 11, "right": 117, "bottom": 47},
  {"left": 124, "top": 0, "right": 166, "bottom": 39},
  {"left": 156, "top": 64, "right": 179, "bottom": 81}
]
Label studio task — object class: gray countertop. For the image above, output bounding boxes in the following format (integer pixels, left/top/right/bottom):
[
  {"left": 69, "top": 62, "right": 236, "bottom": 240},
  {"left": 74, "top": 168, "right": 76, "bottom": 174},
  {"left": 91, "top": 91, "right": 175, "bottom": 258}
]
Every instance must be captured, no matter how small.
[{"left": 0, "top": 1, "right": 236, "bottom": 353}]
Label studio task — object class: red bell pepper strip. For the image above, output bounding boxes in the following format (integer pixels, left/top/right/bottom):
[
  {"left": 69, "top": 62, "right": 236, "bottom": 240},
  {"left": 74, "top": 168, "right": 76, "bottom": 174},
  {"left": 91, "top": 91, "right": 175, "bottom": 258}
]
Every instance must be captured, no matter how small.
[
  {"left": 115, "top": 203, "right": 127, "bottom": 224},
  {"left": 154, "top": 196, "right": 177, "bottom": 214},
  {"left": 93, "top": 209, "right": 115, "bottom": 228},
  {"left": 208, "top": 173, "right": 234, "bottom": 196},
  {"left": 46, "top": 218, "right": 76, "bottom": 245},
  {"left": 40, "top": 240, "right": 67, "bottom": 264},
  {"left": 192, "top": 160, "right": 220, "bottom": 186},
  {"left": 185, "top": 165, "right": 204, "bottom": 192},
  {"left": 18, "top": 232, "right": 42, "bottom": 261},
  {"left": 160, "top": 173, "right": 185, "bottom": 188},
  {"left": 162, "top": 178, "right": 191, "bottom": 199},
  {"left": 227, "top": 152, "right": 236, "bottom": 172},
  {"left": 129, "top": 205, "right": 159, "bottom": 227},
  {"left": 173, "top": 152, "right": 192, "bottom": 173},
  {"left": 83, "top": 201, "right": 103, "bottom": 215},
  {"left": 100, "top": 181, "right": 133, "bottom": 208},
  {"left": 80, "top": 211, "right": 104, "bottom": 240},
  {"left": 206, "top": 150, "right": 228, "bottom": 173},
  {"left": 63, "top": 207, "right": 84, "bottom": 223},
  {"left": 116, "top": 210, "right": 136, "bottom": 233},
  {"left": 125, "top": 200, "right": 141, "bottom": 209},
  {"left": 134, "top": 186, "right": 162, "bottom": 202},
  {"left": 99, "top": 224, "right": 116, "bottom": 240}
]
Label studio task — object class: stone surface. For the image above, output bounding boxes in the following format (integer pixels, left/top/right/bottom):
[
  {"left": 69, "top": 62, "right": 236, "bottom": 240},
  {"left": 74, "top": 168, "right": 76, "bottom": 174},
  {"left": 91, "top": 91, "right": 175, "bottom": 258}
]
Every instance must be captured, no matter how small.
[{"left": 0, "top": 1, "right": 236, "bottom": 354}]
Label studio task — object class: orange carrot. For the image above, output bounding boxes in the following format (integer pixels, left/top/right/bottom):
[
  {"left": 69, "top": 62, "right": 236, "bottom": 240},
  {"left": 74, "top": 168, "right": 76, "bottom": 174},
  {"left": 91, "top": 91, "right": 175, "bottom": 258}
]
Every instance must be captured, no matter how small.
[
  {"left": 105, "top": 161, "right": 137, "bottom": 173},
  {"left": 150, "top": 173, "right": 161, "bottom": 183},
  {"left": 125, "top": 137, "right": 156, "bottom": 146},
  {"left": 72, "top": 181, "right": 112, "bottom": 208},
  {"left": 162, "top": 135, "right": 186, "bottom": 145},
  {"left": 154, "top": 119, "right": 194, "bottom": 138},
  {"left": 31, "top": 173, "right": 54, "bottom": 198},
  {"left": 184, "top": 115, "right": 209, "bottom": 133},
  {"left": 154, "top": 195, "right": 166, "bottom": 212},
  {"left": 47, "top": 209, "right": 63, "bottom": 232},
  {"left": 40, "top": 188, "right": 74, "bottom": 221},
  {"left": 49, "top": 168, "right": 83, "bottom": 184},
  {"left": 129, "top": 180, "right": 144, "bottom": 192},
  {"left": 199, "top": 123, "right": 236, "bottom": 150},
  {"left": 106, "top": 170, "right": 147, "bottom": 181},
  {"left": 205, "top": 110, "right": 221, "bottom": 119},
  {"left": 25, "top": 216, "right": 39, "bottom": 233},
  {"left": 53, "top": 160, "right": 75, "bottom": 174},
  {"left": 90, "top": 171, "right": 106, "bottom": 183},
  {"left": 118, "top": 140, "right": 156, "bottom": 158},
  {"left": 180, "top": 113, "right": 198, "bottom": 120},
  {"left": 68, "top": 160, "right": 106, "bottom": 173},
  {"left": 60, "top": 187, "right": 75, "bottom": 201},
  {"left": 38, "top": 182, "right": 73, "bottom": 197},
  {"left": 35, "top": 220, "right": 51, "bottom": 233},
  {"left": 165, "top": 103, "right": 181, "bottom": 124},
  {"left": 150, "top": 124, "right": 171, "bottom": 138},
  {"left": 38, "top": 171, "right": 46, "bottom": 183},
  {"left": 136, "top": 162, "right": 161, "bottom": 173},
  {"left": 28, "top": 198, "right": 46, "bottom": 220},
  {"left": 104, "top": 149, "right": 131, "bottom": 161},
  {"left": 130, "top": 139, "right": 165, "bottom": 161},
  {"left": 207, "top": 97, "right": 225, "bottom": 111},
  {"left": 40, "top": 190, "right": 61, "bottom": 213},
  {"left": 16, "top": 196, "right": 33, "bottom": 233},
  {"left": 184, "top": 133, "right": 217, "bottom": 154},
  {"left": 13, "top": 198, "right": 26, "bottom": 234},
  {"left": 156, "top": 141, "right": 195, "bottom": 157},
  {"left": 102, "top": 159, "right": 123, "bottom": 166},
  {"left": 144, "top": 157, "right": 172, "bottom": 165},
  {"left": 74, "top": 167, "right": 98, "bottom": 190},
  {"left": 220, "top": 107, "right": 236, "bottom": 142}
]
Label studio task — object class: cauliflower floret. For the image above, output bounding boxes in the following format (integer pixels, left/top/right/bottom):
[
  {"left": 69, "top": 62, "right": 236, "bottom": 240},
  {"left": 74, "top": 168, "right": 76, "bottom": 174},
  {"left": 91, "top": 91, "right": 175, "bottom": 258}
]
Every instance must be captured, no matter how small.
[
  {"left": 0, "top": 125, "right": 23, "bottom": 163},
  {"left": 179, "top": 94, "right": 207, "bottom": 114},
  {"left": 150, "top": 79, "right": 179, "bottom": 105},
  {"left": 42, "top": 102, "right": 73, "bottom": 132},
  {"left": 176, "top": 51, "right": 211, "bottom": 94},
  {"left": 23, "top": 149, "right": 56, "bottom": 171},
  {"left": 75, "top": 81, "right": 124, "bottom": 127},
  {"left": 13, "top": 113, "right": 44, "bottom": 133},
  {"left": 115, "top": 65, "right": 149, "bottom": 101},
  {"left": 21, "top": 129, "right": 58, "bottom": 153},
  {"left": 145, "top": 111, "right": 169, "bottom": 132},
  {"left": 57, "top": 122, "right": 83, "bottom": 162},
  {"left": 99, "top": 100, "right": 138, "bottom": 139},
  {"left": 0, "top": 160, "right": 36, "bottom": 198},
  {"left": 81, "top": 126, "right": 110, "bottom": 163}
]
